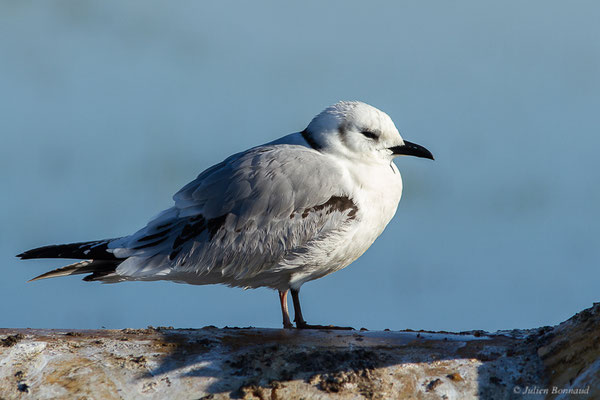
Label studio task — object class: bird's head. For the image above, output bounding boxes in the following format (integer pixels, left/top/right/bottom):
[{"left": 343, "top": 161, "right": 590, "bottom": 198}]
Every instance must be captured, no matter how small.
[{"left": 304, "top": 101, "right": 433, "bottom": 163}]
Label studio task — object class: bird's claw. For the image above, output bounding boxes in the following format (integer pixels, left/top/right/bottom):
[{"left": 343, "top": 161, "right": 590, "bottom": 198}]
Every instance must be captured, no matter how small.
[{"left": 295, "top": 321, "right": 354, "bottom": 330}]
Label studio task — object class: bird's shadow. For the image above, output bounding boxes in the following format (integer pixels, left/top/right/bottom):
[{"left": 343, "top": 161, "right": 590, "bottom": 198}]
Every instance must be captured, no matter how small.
[{"left": 132, "top": 326, "right": 543, "bottom": 398}]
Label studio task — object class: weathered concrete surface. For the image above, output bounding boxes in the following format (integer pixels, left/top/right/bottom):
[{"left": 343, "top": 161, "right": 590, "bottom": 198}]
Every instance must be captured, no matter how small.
[{"left": 1, "top": 304, "right": 598, "bottom": 400}]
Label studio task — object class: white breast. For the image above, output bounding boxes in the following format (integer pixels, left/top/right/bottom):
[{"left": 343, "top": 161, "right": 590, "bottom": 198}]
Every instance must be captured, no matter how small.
[
  {"left": 351, "top": 159, "right": 403, "bottom": 236},
  {"left": 340, "top": 158, "right": 403, "bottom": 258},
  {"left": 286, "top": 158, "right": 403, "bottom": 289}
]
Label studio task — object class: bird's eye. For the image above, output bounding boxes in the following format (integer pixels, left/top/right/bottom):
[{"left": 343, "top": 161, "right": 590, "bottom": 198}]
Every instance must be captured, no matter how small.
[{"left": 360, "top": 130, "right": 378, "bottom": 140}]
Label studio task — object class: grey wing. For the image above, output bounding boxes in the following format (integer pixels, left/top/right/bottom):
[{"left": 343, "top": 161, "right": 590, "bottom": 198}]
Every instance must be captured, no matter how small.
[{"left": 111, "top": 145, "right": 358, "bottom": 284}]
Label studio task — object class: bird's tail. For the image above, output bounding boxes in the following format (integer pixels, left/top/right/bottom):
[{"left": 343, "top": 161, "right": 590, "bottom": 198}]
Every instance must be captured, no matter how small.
[
  {"left": 17, "top": 239, "right": 124, "bottom": 282},
  {"left": 27, "top": 259, "right": 119, "bottom": 282}
]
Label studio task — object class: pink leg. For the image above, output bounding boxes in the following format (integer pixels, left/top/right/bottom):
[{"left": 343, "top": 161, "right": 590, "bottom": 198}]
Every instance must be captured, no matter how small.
[{"left": 278, "top": 290, "right": 293, "bottom": 329}]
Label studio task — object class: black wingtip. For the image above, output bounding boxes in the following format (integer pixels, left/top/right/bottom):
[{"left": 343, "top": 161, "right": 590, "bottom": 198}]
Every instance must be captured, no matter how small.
[
  {"left": 17, "top": 248, "right": 52, "bottom": 260},
  {"left": 15, "top": 240, "right": 121, "bottom": 261}
]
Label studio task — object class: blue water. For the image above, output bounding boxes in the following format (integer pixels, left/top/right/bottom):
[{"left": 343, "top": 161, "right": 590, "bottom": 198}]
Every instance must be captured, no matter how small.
[{"left": 1, "top": 1, "right": 599, "bottom": 331}]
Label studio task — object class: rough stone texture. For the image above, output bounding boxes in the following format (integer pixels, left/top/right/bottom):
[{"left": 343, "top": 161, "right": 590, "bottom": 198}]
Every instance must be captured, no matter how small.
[
  {"left": 1, "top": 304, "right": 599, "bottom": 399},
  {"left": 536, "top": 304, "right": 600, "bottom": 399}
]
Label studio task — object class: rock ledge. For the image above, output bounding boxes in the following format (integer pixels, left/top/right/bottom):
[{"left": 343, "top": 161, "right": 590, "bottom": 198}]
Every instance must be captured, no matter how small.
[{"left": 1, "top": 304, "right": 599, "bottom": 399}]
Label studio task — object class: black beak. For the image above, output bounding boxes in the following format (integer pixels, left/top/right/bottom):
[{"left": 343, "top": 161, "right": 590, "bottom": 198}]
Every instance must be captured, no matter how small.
[{"left": 389, "top": 140, "right": 434, "bottom": 160}]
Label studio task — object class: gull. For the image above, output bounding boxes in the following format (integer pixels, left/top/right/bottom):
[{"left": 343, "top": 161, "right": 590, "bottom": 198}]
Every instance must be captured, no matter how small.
[{"left": 18, "top": 101, "right": 433, "bottom": 329}]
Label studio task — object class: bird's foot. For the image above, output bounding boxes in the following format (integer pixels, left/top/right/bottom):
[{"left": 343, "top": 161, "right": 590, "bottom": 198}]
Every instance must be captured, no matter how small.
[
  {"left": 283, "top": 321, "right": 294, "bottom": 329},
  {"left": 295, "top": 321, "right": 354, "bottom": 330}
]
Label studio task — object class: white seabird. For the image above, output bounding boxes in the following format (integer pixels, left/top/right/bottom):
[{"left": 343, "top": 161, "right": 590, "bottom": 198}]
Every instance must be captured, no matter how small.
[{"left": 18, "top": 101, "right": 434, "bottom": 329}]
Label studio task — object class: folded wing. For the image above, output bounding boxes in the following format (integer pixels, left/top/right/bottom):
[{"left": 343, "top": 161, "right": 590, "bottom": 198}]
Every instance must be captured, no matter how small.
[{"left": 101, "top": 145, "right": 359, "bottom": 286}]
